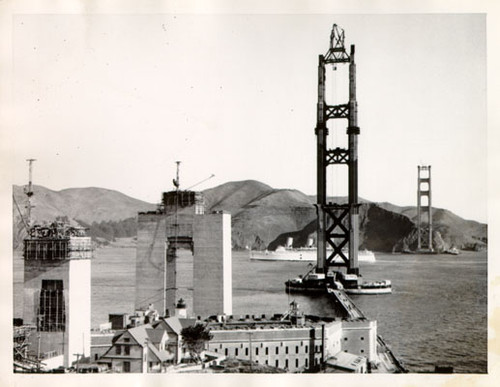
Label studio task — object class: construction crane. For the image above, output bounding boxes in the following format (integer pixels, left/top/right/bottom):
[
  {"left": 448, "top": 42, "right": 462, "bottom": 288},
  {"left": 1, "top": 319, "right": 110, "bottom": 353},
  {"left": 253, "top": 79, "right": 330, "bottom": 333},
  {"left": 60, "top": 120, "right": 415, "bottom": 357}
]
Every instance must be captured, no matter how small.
[
  {"left": 24, "top": 159, "right": 36, "bottom": 227},
  {"left": 13, "top": 159, "right": 36, "bottom": 233},
  {"left": 186, "top": 174, "right": 215, "bottom": 190}
]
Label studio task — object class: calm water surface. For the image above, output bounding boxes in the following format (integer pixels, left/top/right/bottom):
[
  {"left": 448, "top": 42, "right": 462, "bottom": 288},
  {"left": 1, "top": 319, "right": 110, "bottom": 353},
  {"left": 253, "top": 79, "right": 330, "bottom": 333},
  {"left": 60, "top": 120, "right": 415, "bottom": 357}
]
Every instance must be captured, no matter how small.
[{"left": 14, "top": 247, "right": 487, "bottom": 373}]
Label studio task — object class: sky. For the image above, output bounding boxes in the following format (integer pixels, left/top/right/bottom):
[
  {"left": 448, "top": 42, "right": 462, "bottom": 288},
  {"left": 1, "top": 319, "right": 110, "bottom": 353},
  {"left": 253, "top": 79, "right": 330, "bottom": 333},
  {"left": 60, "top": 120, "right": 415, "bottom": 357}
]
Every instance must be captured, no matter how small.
[{"left": 3, "top": 12, "right": 488, "bottom": 223}]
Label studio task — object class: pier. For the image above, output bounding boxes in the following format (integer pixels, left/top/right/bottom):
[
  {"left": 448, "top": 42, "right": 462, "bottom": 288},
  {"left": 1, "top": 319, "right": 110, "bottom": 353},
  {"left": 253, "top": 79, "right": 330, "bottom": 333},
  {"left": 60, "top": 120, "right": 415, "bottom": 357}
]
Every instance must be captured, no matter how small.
[{"left": 328, "top": 289, "right": 365, "bottom": 320}]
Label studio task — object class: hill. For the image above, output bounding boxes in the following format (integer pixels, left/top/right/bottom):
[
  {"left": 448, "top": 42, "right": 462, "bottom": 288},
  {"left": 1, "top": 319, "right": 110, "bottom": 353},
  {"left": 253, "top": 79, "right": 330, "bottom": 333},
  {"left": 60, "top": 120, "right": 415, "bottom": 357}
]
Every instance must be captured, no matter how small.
[
  {"left": 377, "top": 202, "right": 487, "bottom": 251},
  {"left": 12, "top": 184, "right": 156, "bottom": 248},
  {"left": 12, "top": 181, "right": 487, "bottom": 252}
]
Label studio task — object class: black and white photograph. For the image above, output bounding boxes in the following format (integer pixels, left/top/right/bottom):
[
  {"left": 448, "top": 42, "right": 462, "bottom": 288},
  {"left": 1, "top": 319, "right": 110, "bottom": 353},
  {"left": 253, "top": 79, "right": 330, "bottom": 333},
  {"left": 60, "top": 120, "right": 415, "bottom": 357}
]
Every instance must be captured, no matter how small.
[{"left": 1, "top": 1, "right": 498, "bottom": 386}]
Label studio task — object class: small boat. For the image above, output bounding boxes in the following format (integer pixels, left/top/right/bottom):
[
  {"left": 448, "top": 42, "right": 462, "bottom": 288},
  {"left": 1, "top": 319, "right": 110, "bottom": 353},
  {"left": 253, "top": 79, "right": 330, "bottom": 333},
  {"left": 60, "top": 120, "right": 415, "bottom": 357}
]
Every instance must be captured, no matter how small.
[
  {"left": 444, "top": 247, "right": 460, "bottom": 255},
  {"left": 285, "top": 272, "right": 329, "bottom": 293}
]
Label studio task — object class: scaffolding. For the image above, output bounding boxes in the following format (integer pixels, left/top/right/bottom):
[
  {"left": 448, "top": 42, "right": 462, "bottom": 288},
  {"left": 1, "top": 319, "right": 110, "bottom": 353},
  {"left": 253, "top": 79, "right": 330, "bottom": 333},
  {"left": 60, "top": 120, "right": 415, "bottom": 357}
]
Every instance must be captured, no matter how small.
[{"left": 13, "top": 325, "right": 42, "bottom": 372}]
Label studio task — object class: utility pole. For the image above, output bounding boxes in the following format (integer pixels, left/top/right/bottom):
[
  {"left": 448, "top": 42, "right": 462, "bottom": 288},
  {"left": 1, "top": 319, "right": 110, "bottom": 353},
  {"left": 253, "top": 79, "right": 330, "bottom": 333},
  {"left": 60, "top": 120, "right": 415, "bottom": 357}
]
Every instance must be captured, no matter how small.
[
  {"left": 37, "top": 333, "right": 41, "bottom": 372},
  {"left": 247, "top": 332, "right": 253, "bottom": 372},
  {"left": 73, "top": 353, "right": 81, "bottom": 373}
]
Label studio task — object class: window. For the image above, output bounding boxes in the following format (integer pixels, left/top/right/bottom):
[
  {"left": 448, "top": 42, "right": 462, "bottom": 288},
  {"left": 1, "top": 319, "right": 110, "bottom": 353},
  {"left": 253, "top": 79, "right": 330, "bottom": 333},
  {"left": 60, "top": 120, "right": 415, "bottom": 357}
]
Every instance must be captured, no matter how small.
[
  {"left": 235, "top": 348, "right": 238, "bottom": 356},
  {"left": 275, "top": 359, "right": 279, "bottom": 368},
  {"left": 296, "top": 346, "right": 299, "bottom": 354},
  {"left": 265, "top": 360, "right": 268, "bottom": 365},
  {"left": 305, "top": 346, "right": 308, "bottom": 353},
  {"left": 116, "top": 346, "right": 121, "bottom": 355},
  {"left": 344, "top": 337, "right": 348, "bottom": 341},
  {"left": 275, "top": 347, "right": 279, "bottom": 355},
  {"left": 124, "top": 338, "right": 130, "bottom": 343},
  {"left": 214, "top": 348, "right": 217, "bottom": 353},
  {"left": 265, "top": 347, "right": 268, "bottom": 355},
  {"left": 124, "top": 346, "right": 130, "bottom": 355},
  {"left": 305, "top": 359, "right": 308, "bottom": 368},
  {"left": 38, "top": 280, "right": 65, "bottom": 332},
  {"left": 296, "top": 359, "right": 299, "bottom": 368},
  {"left": 256, "top": 348, "right": 258, "bottom": 356},
  {"left": 361, "top": 337, "right": 364, "bottom": 341},
  {"left": 123, "top": 361, "right": 130, "bottom": 373},
  {"left": 245, "top": 348, "right": 248, "bottom": 356},
  {"left": 285, "top": 359, "right": 288, "bottom": 368},
  {"left": 361, "top": 349, "right": 365, "bottom": 353},
  {"left": 225, "top": 348, "right": 228, "bottom": 356},
  {"left": 149, "top": 362, "right": 153, "bottom": 368},
  {"left": 285, "top": 347, "right": 288, "bottom": 354}
]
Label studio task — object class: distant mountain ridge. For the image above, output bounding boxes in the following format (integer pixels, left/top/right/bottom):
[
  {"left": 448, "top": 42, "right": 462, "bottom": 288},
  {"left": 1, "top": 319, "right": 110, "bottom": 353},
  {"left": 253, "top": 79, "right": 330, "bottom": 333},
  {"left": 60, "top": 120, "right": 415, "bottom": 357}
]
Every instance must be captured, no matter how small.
[
  {"left": 12, "top": 184, "right": 156, "bottom": 247},
  {"left": 12, "top": 180, "right": 487, "bottom": 252}
]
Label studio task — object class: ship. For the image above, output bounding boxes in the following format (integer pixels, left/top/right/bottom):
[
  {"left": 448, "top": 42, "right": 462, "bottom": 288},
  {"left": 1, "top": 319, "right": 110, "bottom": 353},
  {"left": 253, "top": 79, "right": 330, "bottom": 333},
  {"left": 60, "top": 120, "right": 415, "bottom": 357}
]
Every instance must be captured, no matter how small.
[
  {"left": 250, "top": 237, "right": 376, "bottom": 263},
  {"left": 250, "top": 247, "right": 376, "bottom": 262},
  {"left": 285, "top": 266, "right": 392, "bottom": 295}
]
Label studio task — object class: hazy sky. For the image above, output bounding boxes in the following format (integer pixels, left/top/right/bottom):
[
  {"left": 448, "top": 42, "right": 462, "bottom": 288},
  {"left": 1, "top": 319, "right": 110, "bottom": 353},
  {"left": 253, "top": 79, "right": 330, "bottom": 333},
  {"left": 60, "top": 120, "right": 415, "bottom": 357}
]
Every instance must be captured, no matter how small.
[{"left": 5, "top": 13, "right": 487, "bottom": 222}]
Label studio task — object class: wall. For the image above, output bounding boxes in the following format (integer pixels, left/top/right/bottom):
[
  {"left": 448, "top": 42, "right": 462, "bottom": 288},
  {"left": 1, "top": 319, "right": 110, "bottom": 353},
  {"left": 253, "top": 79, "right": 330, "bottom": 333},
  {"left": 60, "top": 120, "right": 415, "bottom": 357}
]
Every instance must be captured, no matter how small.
[
  {"left": 166, "top": 248, "right": 193, "bottom": 316},
  {"left": 193, "top": 213, "right": 232, "bottom": 317},
  {"left": 68, "top": 257, "right": 91, "bottom": 366},
  {"left": 24, "top": 259, "right": 69, "bottom": 363},
  {"left": 340, "top": 320, "right": 377, "bottom": 362},
  {"left": 136, "top": 208, "right": 232, "bottom": 319},
  {"left": 23, "top": 259, "right": 70, "bottom": 326},
  {"left": 135, "top": 214, "right": 167, "bottom": 311},
  {"left": 23, "top": 237, "right": 92, "bottom": 367},
  {"left": 101, "top": 333, "right": 145, "bottom": 373},
  {"left": 206, "top": 321, "right": 342, "bottom": 372}
]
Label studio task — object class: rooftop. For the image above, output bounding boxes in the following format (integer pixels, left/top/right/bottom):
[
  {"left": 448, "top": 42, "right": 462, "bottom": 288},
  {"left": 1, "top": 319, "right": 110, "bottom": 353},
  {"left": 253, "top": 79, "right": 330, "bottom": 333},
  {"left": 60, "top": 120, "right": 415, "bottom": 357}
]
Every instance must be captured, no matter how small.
[{"left": 205, "top": 313, "right": 340, "bottom": 331}]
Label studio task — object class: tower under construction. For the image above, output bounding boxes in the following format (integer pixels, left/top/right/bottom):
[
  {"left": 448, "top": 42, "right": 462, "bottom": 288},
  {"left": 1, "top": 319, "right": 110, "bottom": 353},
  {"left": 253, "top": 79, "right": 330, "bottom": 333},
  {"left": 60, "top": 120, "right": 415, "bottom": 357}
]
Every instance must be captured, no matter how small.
[
  {"left": 315, "top": 24, "right": 360, "bottom": 276},
  {"left": 23, "top": 223, "right": 92, "bottom": 368},
  {"left": 135, "top": 164, "right": 232, "bottom": 318},
  {"left": 286, "top": 24, "right": 391, "bottom": 295}
]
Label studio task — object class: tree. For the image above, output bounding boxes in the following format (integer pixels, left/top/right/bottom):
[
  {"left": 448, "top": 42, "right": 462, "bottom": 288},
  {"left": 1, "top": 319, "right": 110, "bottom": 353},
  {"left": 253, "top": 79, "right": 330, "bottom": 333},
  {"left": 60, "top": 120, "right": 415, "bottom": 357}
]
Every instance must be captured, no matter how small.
[{"left": 181, "top": 324, "right": 213, "bottom": 363}]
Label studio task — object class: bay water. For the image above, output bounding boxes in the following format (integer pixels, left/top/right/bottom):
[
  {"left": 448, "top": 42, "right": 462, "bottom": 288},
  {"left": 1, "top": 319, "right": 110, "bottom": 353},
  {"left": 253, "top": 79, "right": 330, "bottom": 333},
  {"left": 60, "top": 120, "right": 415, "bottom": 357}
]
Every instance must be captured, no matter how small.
[{"left": 13, "top": 245, "right": 487, "bottom": 373}]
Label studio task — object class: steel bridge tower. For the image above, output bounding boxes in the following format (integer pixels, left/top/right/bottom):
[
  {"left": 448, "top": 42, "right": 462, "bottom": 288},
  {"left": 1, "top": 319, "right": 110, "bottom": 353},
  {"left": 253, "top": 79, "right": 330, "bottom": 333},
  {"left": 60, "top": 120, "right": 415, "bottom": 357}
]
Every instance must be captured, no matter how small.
[
  {"left": 417, "top": 165, "right": 433, "bottom": 252},
  {"left": 315, "top": 25, "right": 360, "bottom": 275}
]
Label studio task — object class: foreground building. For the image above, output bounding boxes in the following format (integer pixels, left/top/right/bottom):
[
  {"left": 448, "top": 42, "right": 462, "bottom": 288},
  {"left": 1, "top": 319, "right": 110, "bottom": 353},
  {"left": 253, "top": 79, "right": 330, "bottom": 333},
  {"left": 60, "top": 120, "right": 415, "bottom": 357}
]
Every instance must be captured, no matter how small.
[
  {"left": 96, "top": 302, "right": 378, "bottom": 373},
  {"left": 97, "top": 316, "right": 196, "bottom": 373},
  {"left": 205, "top": 302, "right": 375, "bottom": 373}
]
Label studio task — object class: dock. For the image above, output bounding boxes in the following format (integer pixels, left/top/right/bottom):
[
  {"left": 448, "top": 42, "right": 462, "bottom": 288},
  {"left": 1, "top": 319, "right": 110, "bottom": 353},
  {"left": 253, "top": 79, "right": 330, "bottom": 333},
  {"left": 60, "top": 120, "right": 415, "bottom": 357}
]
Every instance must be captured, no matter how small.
[{"left": 328, "top": 289, "right": 366, "bottom": 319}]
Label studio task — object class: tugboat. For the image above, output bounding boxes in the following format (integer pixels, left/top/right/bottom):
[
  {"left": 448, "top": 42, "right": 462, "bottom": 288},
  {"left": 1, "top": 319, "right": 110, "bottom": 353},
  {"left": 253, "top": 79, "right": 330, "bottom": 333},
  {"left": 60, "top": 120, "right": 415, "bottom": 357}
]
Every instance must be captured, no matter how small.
[{"left": 285, "top": 267, "right": 392, "bottom": 295}]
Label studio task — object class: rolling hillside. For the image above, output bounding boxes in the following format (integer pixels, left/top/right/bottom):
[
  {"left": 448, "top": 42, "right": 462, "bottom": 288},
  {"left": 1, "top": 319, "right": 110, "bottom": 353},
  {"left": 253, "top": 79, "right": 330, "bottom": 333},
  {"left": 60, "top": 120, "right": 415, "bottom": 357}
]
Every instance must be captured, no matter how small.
[
  {"left": 12, "top": 181, "right": 487, "bottom": 252},
  {"left": 12, "top": 184, "right": 156, "bottom": 248}
]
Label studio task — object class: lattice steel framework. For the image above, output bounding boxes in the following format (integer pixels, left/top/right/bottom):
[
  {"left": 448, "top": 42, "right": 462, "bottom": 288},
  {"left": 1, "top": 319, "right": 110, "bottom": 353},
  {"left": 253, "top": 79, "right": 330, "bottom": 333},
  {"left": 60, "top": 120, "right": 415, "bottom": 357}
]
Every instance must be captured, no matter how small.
[
  {"left": 315, "top": 24, "right": 360, "bottom": 275},
  {"left": 37, "top": 280, "right": 65, "bottom": 332}
]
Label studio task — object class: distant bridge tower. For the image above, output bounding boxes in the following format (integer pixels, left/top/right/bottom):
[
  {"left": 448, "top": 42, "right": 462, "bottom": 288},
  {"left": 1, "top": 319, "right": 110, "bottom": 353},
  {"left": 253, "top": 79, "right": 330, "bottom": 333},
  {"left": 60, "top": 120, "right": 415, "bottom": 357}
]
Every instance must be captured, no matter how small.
[
  {"left": 417, "top": 165, "right": 433, "bottom": 252},
  {"left": 315, "top": 24, "right": 360, "bottom": 276}
]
